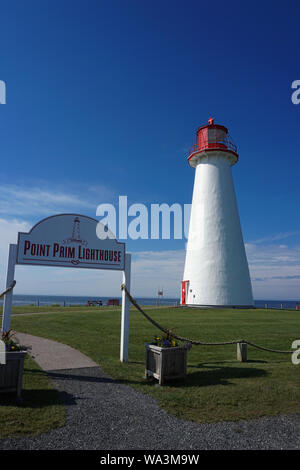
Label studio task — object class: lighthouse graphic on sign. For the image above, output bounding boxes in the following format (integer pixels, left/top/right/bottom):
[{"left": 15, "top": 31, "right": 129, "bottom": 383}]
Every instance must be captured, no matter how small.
[
  {"left": 181, "top": 118, "right": 254, "bottom": 307},
  {"left": 63, "top": 217, "right": 87, "bottom": 246}
]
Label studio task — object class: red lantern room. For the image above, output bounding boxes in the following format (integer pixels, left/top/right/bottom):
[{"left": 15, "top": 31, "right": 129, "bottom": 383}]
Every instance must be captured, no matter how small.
[{"left": 188, "top": 118, "right": 238, "bottom": 168}]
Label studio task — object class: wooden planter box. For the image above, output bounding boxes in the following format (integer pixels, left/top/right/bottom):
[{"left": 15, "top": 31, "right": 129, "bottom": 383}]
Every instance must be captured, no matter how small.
[
  {"left": 145, "top": 343, "right": 187, "bottom": 385},
  {"left": 0, "top": 351, "right": 26, "bottom": 398}
]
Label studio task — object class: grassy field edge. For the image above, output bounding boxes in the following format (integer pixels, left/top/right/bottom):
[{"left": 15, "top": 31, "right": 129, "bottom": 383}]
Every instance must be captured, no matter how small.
[
  {"left": 3, "top": 305, "right": 300, "bottom": 430},
  {"left": 0, "top": 354, "right": 66, "bottom": 438}
]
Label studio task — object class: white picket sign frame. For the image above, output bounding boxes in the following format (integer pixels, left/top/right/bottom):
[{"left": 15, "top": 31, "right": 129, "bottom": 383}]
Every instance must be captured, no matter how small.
[{"left": 1, "top": 214, "right": 131, "bottom": 362}]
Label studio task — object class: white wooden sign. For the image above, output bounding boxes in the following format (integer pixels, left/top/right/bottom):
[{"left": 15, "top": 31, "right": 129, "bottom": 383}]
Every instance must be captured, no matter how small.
[
  {"left": 17, "top": 214, "right": 125, "bottom": 271},
  {"left": 2, "top": 214, "right": 131, "bottom": 362}
]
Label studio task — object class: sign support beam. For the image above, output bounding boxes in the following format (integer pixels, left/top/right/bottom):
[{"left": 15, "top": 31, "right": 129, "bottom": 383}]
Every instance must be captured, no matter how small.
[
  {"left": 120, "top": 253, "right": 131, "bottom": 363},
  {"left": 2, "top": 244, "right": 17, "bottom": 333}
]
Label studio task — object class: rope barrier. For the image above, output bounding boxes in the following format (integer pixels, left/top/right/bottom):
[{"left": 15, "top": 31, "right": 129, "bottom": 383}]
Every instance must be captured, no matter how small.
[
  {"left": 0, "top": 280, "right": 16, "bottom": 299},
  {"left": 121, "top": 283, "right": 293, "bottom": 354}
]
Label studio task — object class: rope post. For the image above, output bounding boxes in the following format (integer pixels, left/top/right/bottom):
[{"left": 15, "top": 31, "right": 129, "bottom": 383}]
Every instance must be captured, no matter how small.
[
  {"left": 2, "top": 244, "right": 17, "bottom": 333},
  {"left": 120, "top": 253, "right": 131, "bottom": 363},
  {"left": 121, "top": 288, "right": 294, "bottom": 355},
  {"left": 237, "top": 342, "right": 247, "bottom": 362}
]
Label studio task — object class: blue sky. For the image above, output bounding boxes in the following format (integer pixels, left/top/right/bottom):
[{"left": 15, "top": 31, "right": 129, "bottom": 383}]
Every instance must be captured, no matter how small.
[{"left": 0, "top": 0, "right": 300, "bottom": 299}]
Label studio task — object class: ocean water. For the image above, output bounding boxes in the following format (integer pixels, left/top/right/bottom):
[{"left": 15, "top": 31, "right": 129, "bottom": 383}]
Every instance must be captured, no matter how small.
[
  {"left": 0, "top": 294, "right": 299, "bottom": 309},
  {"left": 0, "top": 294, "right": 179, "bottom": 307}
]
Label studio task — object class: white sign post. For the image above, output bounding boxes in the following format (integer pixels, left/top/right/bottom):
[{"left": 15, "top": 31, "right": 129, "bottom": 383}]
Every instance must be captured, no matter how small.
[
  {"left": 1, "top": 214, "right": 131, "bottom": 362},
  {"left": 2, "top": 244, "right": 17, "bottom": 333},
  {"left": 121, "top": 253, "right": 131, "bottom": 362}
]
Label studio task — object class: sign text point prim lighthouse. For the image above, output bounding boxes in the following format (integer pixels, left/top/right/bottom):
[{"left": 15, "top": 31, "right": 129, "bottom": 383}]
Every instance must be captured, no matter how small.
[{"left": 182, "top": 118, "right": 254, "bottom": 308}]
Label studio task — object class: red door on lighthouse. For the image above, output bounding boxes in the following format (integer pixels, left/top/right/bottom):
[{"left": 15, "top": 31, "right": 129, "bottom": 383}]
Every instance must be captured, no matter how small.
[{"left": 181, "top": 280, "right": 189, "bottom": 305}]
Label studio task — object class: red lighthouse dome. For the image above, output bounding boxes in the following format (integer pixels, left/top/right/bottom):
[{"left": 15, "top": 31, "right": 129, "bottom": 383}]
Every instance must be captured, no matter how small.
[{"left": 188, "top": 118, "right": 238, "bottom": 168}]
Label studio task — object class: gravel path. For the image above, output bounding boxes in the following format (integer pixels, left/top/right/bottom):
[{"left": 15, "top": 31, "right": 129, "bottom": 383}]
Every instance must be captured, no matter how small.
[
  {"left": 0, "top": 332, "right": 299, "bottom": 450},
  {"left": 0, "top": 365, "right": 299, "bottom": 450}
]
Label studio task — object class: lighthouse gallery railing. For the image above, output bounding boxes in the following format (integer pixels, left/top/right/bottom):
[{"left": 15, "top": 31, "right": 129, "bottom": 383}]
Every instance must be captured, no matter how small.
[{"left": 189, "top": 136, "right": 238, "bottom": 157}]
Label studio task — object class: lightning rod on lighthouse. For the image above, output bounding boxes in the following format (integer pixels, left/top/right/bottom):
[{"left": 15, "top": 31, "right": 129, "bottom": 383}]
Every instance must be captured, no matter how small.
[{"left": 181, "top": 118, "right": 254, "bottom": 308}]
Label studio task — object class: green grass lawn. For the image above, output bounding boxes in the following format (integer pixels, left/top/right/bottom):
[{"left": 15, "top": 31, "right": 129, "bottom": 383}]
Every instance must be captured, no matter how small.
[
  {"left": 0, "top": 354, "right": 65, "bottom": 438},
  {"left": 6, "top": 305, "right": 299, "bottom": 428},
  {"left": 11, "top": 305, "right": 117, "bottom": 314},
  {"left": 10, "top": 304, "right": 157, "bottom": 314}
]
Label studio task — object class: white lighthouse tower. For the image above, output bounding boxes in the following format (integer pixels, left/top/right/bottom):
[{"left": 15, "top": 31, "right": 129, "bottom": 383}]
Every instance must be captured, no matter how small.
[{"left": 182, "top": 118, "right": 254, "bottom": 308}]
